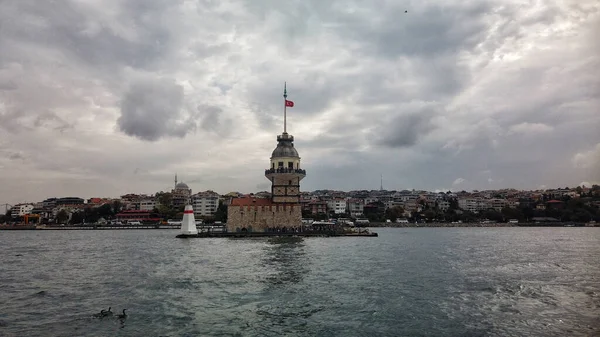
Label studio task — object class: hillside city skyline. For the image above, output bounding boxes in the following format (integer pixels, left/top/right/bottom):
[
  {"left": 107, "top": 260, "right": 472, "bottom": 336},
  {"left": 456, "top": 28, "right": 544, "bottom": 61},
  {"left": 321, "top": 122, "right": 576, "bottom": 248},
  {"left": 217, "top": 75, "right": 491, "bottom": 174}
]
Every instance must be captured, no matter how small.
[{"left": 2, "top": 181, "right": 598, "bottom": 207}]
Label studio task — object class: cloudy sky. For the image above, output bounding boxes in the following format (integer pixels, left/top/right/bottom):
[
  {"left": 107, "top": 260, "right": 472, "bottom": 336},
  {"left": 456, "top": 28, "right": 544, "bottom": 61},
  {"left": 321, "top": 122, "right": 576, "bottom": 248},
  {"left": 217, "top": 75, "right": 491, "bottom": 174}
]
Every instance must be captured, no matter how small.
[{"left": 0, "top": 0, "right": 599, "bottom": 204}]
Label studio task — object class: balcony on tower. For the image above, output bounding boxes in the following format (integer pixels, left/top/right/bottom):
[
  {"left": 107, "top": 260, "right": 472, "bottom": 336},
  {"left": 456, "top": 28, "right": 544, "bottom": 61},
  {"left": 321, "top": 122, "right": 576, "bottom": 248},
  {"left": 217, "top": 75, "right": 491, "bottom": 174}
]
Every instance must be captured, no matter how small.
[{"left": 265, "top": 168, "right": 307, "bottom": 176}]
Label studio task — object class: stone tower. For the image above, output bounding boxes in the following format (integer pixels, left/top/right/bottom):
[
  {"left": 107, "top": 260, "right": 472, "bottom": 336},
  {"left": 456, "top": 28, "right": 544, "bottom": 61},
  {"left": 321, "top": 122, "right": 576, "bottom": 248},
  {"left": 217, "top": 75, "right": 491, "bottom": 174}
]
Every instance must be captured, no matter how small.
[
  {"left": 225, "top": 83, "right": 305, "bottom": 233},
  {"left": 265, "top": 132, "right": 306, "bottom": 202},
  {"left": 265, "top": 83, "right": 306, "bottom": 203}
]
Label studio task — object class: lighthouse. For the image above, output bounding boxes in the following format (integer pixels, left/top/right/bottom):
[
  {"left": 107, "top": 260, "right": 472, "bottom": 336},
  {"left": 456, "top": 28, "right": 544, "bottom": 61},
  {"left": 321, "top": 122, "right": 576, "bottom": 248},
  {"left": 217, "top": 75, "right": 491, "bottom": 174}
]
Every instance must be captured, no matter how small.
[{"left": 178, "top": 204, "right": 198, "bottom": 237}]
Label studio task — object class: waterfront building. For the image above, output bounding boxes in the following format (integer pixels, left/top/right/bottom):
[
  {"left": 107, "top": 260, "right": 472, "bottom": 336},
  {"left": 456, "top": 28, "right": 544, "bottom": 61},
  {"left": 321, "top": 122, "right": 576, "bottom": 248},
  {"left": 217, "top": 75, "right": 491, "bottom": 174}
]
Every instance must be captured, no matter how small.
[
  {"left": 10, "top": 203, "right": 34, "bottom": 218},
  {"left": 226, "top": 84, "right": 306, "bottom": 232},
  {"left": 347, "top": 198, "right": 365, "bottom": 218},
  {"left": 327, "top": 198, "right": 347, "bottom": 214},
  {"left": 191, "top": 190, "right": 220, "bottom": 217},
  {"left": 306, "top": 201, "right": 327, "bottom": 215},
  {"left": 137, "top": 198, "right": 157, "bottom": 211},
  {"left": 115, "top": 210, "right": 161, "bottom": 223}
]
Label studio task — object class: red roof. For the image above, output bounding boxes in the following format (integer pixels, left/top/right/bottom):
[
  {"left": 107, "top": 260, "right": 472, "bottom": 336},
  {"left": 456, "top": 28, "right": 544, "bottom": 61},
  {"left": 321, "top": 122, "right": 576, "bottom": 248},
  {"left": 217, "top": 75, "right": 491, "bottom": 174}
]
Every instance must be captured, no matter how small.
[{"left": 230, "top": 198, "right": 274, "bottom": 206}]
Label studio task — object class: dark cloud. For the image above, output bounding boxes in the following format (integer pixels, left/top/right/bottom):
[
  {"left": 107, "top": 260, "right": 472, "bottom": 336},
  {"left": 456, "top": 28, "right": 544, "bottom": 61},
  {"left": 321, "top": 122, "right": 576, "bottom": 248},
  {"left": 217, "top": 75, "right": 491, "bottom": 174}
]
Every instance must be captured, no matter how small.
[
  {"left": 34, "top": 112, "right": 73, "bottom": 133},
  {"left": 0, "top": 1, "right": 175, "bottom": 72},
  {"left": 198, "top": 104, "right": 233, "bottom": 137},
  {"left": 0, "top": 80, "right": 17, "bottom": 91},
  {"left": 370, "top": 105, "right": 437, "bottom": 148},
  {"left": 117, "top": 78, "right": 196, "bottom": 141},
  {"left": 8, "top": 152, "right": 25, "bottom": 160}
]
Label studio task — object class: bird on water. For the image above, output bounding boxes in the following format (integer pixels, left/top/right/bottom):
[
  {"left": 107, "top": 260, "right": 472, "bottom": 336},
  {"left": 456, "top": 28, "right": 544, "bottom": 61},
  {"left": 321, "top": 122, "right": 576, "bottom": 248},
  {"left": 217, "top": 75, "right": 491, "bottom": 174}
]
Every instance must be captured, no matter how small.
[
  {"left": 92, "top": 309, "right": 106, "bottom": 318},
  {"left": 103, "top": 307, "right": 113, "bottom": 317},
  {"left": 117, "top": 309, "right": 127, "bottom": 319}
]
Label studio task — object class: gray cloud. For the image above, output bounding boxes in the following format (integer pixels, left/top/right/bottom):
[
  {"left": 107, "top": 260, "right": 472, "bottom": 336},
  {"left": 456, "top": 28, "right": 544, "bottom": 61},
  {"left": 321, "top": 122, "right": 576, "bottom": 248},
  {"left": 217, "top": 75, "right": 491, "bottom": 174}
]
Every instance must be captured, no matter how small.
[
  {"left": 370, "top": 105, "right": 438, "bottom": 148},
  {"left": 0, "top": 0, "right": 599, "bottom": 203},
  {"left": 117, "top": 77, "right": 196, "bottom": 141},
  {"left": 198, "top": 104, "right": 233, "bottom": 137}
]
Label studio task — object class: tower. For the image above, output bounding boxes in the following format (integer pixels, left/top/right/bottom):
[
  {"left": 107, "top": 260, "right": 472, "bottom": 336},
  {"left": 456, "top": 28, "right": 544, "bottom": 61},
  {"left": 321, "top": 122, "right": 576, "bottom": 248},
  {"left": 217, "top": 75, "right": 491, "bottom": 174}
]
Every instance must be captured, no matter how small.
[{"left": 265, "top": 83, "right": 306, "bottom": 203}]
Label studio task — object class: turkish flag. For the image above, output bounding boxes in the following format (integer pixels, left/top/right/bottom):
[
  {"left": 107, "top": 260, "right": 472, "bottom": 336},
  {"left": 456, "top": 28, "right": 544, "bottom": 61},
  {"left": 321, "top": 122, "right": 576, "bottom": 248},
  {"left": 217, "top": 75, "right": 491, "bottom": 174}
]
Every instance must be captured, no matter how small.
[{"left": 285, "top": 100, "right": 294, "bottom": 107}]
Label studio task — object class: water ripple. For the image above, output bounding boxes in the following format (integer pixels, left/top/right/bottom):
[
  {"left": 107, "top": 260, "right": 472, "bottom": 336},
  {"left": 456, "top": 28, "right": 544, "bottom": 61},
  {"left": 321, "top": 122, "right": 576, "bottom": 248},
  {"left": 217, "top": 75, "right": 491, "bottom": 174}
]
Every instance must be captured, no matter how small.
[{"left": 0, "top": 228, "right": 598, "bottom": 336}]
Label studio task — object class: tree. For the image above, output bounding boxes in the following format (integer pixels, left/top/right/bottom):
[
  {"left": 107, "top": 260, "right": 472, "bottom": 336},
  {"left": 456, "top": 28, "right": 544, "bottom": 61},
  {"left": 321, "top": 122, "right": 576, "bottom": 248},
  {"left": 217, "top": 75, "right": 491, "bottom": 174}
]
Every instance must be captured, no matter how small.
[
  {"left": 112, "top": 200, "right": 123, "bottom": 214},
  {"left": 213, "top": 200, "right": 227, "bottom": 223},
  {"left": 449, "top": 198, "right": 459, "bottom": 210},
  {"left": 97, "top": 204, "right": 114, "bottom": 218},
  {"left": 423, "top": 210, "right": 436, "bottom": 221},
  {"left": 501, "top": 207, "right": 524, "bottom": 221},
  {"left": 56, "top": 209, "right": 69, "bottom": 224},
  {"left": 385, "top": 206, "right": 404, "bottom": 222},
  {"left": 69, "top": 212, "right": 84, "bottom": 224}
]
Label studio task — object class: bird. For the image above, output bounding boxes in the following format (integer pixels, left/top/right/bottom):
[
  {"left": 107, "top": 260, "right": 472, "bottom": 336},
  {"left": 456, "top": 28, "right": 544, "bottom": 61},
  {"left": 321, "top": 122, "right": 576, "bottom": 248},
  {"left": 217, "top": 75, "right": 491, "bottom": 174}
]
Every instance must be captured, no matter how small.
[
  {"left": 102, "top": 307, "right": 113, "bottom": 317},
  {"left": 92, "top": 309, "right": 106, "bottom": 318},
  {"left": 405, "top": 10, "right": 408, "bottom": 13},
  {"left": 116, "top": 309, "right": 127, "bottom": 319}
]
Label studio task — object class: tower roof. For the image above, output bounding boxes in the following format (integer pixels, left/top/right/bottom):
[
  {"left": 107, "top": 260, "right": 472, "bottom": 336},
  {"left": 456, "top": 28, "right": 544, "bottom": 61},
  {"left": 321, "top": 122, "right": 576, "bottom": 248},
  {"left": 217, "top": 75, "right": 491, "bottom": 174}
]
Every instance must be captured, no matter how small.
[{"left": 271, "top": 132, "right": 299, "bottom": 158}]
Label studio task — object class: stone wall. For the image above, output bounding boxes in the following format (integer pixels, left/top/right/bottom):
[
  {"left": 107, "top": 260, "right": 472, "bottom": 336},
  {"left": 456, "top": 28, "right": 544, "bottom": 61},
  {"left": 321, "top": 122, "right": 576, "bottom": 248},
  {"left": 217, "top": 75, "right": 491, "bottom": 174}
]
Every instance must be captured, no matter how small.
[
  {"left": 227, "top": 204, "right": 302, "bottom": 232},
  {"left": 272, "top": 196, "right": 300, "bottom": 203}
]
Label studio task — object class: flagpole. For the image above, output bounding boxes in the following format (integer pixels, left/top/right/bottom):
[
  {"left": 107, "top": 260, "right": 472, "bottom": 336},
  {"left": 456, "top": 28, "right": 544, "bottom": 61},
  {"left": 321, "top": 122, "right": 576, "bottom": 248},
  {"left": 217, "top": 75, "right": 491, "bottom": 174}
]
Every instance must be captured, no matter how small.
[{"left": 283, "top": 82, "right": 287, "bottom": 133}]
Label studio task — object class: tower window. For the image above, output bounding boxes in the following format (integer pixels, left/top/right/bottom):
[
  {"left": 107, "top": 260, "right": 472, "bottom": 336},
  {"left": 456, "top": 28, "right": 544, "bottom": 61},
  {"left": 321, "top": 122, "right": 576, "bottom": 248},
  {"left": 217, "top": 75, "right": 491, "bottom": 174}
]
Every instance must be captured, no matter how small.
[
  {"left": 278, "top": 162, "right": 283, "bottom": 167},
  {"left": 289, "top": 180, "right": 292, "bottom": 185},
  {"left": 272, "top": 163, "right": 275, "bottom": 169},
  {"left": 288, "top": 162, "right": 294, "bottom": 169}
]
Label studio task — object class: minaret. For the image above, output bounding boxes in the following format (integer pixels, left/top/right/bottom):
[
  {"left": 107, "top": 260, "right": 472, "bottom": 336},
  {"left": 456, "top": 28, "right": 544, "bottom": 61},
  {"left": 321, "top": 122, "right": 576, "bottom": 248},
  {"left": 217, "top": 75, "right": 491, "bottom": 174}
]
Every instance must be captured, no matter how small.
[
  {"left": 174, "top": 173, "right": 178, "bottom": 189},
  {"left": 265, "top": 83, "right": 306, "bottom": 203}
]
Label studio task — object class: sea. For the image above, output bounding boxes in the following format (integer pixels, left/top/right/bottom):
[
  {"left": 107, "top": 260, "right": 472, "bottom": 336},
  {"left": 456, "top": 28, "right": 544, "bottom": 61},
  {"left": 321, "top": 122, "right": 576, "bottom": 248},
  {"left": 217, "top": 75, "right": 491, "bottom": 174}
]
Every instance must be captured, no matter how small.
[{"left": 0, "top": 227, "right": 599, "bottom": 337}]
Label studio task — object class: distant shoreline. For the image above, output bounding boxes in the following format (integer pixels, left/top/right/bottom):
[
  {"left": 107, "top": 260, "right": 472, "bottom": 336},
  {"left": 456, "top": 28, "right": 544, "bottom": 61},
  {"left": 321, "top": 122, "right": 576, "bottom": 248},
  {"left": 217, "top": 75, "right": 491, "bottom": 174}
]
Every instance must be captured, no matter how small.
[
  {"left": 367, "top": 222, "right": 596, "bottom": 228},
  {"left": 0, "top": 222, "right": 596, "bottom": 231}
]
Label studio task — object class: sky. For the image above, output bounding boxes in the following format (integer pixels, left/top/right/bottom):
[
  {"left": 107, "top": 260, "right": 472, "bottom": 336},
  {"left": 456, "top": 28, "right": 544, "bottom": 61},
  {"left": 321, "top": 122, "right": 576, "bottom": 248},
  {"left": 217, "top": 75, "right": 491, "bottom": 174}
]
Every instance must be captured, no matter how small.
[{"left": 0, "top": 0, "right": 599, "bottom": 204}]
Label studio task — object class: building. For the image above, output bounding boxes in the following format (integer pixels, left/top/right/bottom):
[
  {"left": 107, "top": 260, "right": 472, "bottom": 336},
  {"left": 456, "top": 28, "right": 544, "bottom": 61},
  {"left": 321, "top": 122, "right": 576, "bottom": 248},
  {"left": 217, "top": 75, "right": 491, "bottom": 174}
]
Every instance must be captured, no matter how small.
[
  {"left": 327, "top": 198, "right": 347, "bottom": 214},
  {"left": 10, "top": 203, "right": 34, "bottom": 218},
  {"left": 172, "top": 174, "right": 192, "bottom": 208},
  {"left": 55, "top": 197, "right": 85, "bottom": 206},
  {"left": 115, "top": 210, "right": 161, "bottom": 223},
  {"left": 347, "top": 198, "right": 365, "bottom": 217},
  {"left": 437, "top": 200, "right": 450, "bottom": 212},
  {"left": 137, "top": 198, "right": 157, "bottom": 211},
  {"left": 306, "top": 201, "right": 327, "bottom": 215},
  {"left": 192, "top": 190, "right": 220, "bottom": 217},
  {"left": 227, "top": 86, "right": 306, "bottom": 232}
]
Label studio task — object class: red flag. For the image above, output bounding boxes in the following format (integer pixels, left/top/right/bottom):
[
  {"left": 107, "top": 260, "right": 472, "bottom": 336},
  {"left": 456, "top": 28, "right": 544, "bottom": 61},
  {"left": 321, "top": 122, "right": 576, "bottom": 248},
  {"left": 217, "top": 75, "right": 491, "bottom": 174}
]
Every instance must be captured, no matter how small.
[{"left": 285, "top": 100, "right": 294, "bottom": 107}]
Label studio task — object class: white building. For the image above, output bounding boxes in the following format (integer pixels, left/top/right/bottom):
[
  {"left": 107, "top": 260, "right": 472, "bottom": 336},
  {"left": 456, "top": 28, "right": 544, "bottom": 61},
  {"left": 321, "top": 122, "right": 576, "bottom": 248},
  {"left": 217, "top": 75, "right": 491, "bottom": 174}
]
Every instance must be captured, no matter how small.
[
  {"left": 487, "top": 198, "right": 507, "bottom": 212},
  {"left": 11, "top": 204, "right": 34, "bottom": 218},
  {"left": 137, "top": 199, "right": 157, "bottom": 211},
  {"left": 346, "top": 198, "right": 364, "bottom": 217},
  {"left": 437, "top": 200, "right": 450, "bottom": 211},
  {"left": 458, "top": 198, "right": 487, "bottom": 213},
  {"left": 327, "top": 198, "right": 347, "bottom": 214},
  {"left": 192, "top": 190, "right": 220, "bottom": 217}
]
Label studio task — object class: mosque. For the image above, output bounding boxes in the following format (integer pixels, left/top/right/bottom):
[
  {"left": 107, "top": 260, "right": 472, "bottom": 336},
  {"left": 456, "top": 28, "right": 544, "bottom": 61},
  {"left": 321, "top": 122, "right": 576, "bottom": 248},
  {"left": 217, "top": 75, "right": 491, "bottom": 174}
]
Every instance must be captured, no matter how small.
[{"left": 226, "top": 85, "right": 306, "bottom": 232}]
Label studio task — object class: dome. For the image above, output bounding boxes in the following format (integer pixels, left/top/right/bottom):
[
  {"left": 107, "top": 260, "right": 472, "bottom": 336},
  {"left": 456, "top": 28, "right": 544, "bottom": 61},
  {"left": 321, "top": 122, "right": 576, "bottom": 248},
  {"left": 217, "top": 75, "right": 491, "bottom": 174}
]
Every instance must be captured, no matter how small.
[
  {"left": 271, "top": 132, "right": 299, "bottom": 158},
  {"left": 271, "top": 143, "right": 299, "bottom": 158},
  {"left": 175, "top": 182, "right": 189, "bottom": 190}
]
